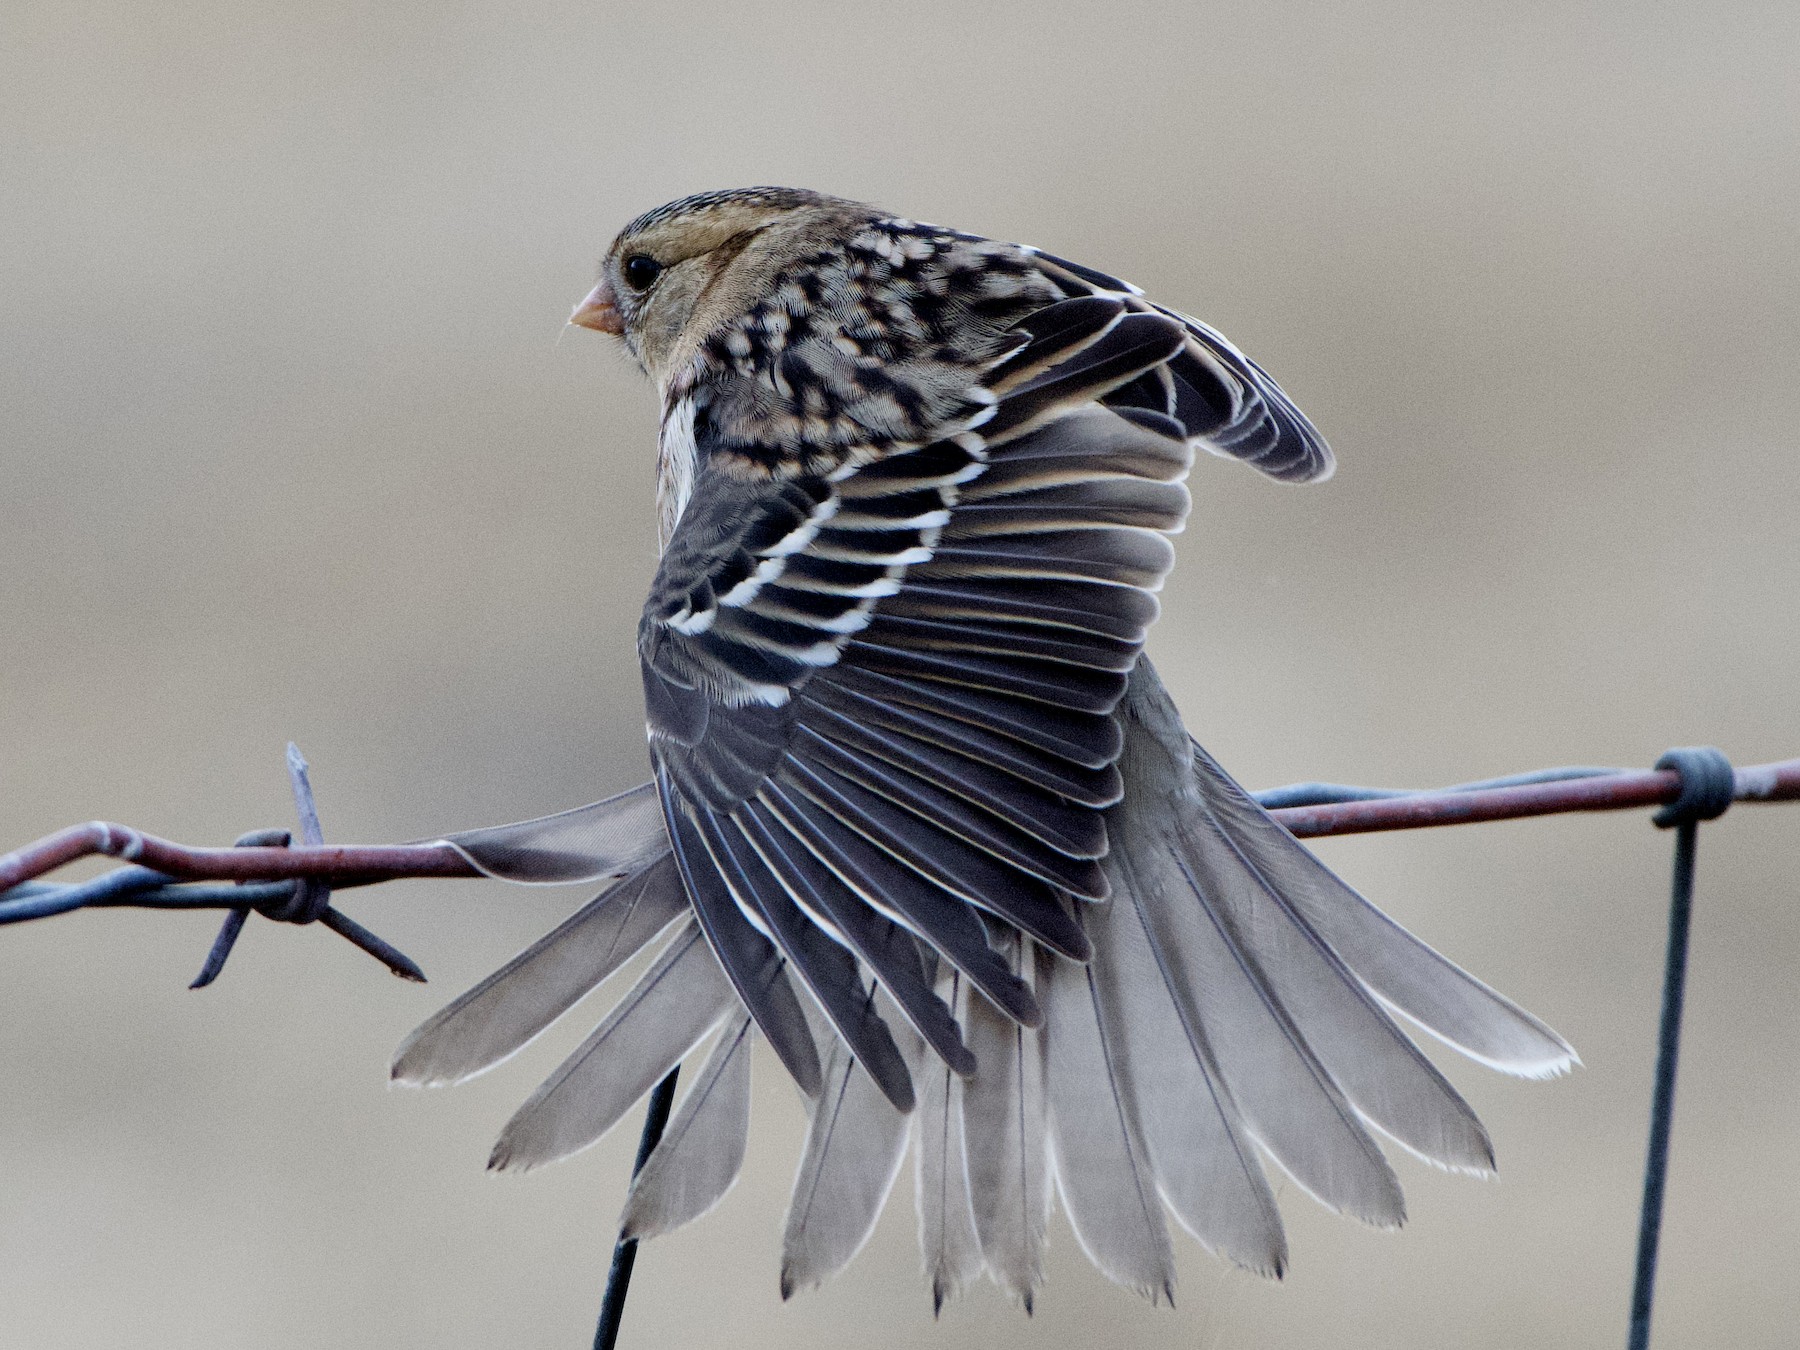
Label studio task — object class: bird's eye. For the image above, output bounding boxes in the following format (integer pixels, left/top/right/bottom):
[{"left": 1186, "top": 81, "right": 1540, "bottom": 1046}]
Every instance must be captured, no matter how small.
[{"left": 621, "top": 254, "right": 664, "bottom": 292}]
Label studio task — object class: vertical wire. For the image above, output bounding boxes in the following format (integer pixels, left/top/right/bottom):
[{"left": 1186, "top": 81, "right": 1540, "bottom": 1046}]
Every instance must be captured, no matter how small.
[
  {"left": 593, "top": 1068, "right": 681, "bottom": 1350},
  {"left": 1627, "top": 819, "right": 1699, "bottom": 1350}
]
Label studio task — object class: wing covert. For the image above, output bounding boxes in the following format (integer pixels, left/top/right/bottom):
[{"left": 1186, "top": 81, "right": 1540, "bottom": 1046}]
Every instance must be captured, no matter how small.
[{"left": 1024, "top": 248, "right": 1335, "bottom": 484}]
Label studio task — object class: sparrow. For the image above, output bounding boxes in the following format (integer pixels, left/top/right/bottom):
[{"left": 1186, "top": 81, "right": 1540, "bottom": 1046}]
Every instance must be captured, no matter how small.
[{"left": 391, "top": 188, "right": 1574, "bottom": 1309}]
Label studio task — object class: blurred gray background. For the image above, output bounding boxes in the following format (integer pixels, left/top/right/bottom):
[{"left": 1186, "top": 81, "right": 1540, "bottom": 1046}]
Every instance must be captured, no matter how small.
[{"left": 4, "top": 2, "right": 1798, "bottom": 1346}]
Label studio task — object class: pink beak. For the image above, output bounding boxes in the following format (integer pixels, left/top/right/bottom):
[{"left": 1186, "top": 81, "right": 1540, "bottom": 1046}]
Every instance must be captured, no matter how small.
[{"left": 569, "top": 279, "right": 624, "bottom": 334}]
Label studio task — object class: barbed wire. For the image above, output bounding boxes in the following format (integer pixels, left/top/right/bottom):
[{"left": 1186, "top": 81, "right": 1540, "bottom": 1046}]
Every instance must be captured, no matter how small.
[
  {"left": 2, "top": 746, "right": 1795, "bottom": 1349},
  {"left": 6, "top": 755, "right": 1795, "bottom": 928}
]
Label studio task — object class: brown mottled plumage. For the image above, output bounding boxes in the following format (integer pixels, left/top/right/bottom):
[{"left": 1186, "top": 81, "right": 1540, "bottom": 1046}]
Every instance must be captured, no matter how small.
[{"left": 392, "top": 189, "right": 1573, "bottom": 1310}]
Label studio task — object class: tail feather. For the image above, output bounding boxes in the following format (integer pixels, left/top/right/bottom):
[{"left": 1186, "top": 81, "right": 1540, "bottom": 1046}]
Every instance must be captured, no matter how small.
[
  {"left": 620, "top": 1013, "right": 754, "bottom": 1241},
  {"left": 913, "top": 970, "right": 983, "bottom": 1314},
  {"left": 1128, "top": 811, "right": 1405, "bottom": 1224},
  {"left": 488, "top": 918, "right": 733, "bottom": 1172},
  {"left": 1182, "top": 796, "right": 1495, "bottom": 1172},
  {"left": 1042, "top": 938, "right": 1176, "bottom": 1304},
  {"left": 1092, "top": 847, "right": 1287, "bottom": 1276},
  {"left": 434, "top": 780, "right": 668, "bottom": 884},
  {"left": 779, "top": 992, "right": 916, "bottom": 1298},
  {"left": 959, "top": 931, "right": 1051, "bottom": 1307},
  {"left": 391, "top": 853, "right": 685, "bottom": 1088},
  {"left": 1188, "top": 742, "right": 1577, "bottom": 1078}
]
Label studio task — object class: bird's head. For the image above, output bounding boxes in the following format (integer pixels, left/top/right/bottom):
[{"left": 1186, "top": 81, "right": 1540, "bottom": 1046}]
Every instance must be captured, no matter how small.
[{"left": 570, "top": 186, "right": 872, "bottom": 388}]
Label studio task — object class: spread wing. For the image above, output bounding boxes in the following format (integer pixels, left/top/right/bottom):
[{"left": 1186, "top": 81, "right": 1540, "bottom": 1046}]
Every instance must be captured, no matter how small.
[{"left": 642, "top": 295, "right": 1196, "bottom": 1111}]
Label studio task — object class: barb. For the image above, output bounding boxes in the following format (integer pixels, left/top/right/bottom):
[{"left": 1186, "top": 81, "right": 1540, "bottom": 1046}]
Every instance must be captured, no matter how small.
[
  {"left": 189, "top": 826, "right": 289, "bottom": 989},
  {"left": 189, "top": 745, "right": 347, "bottom": 987},
  {"left": 0, "top": 746, "right": 427, "bottom": 984}
]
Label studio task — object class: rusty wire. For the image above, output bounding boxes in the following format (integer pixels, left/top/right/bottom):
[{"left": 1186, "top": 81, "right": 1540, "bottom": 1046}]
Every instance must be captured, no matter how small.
[{"left": 5, "top": 756, "right": 1797, "bottom": 904}]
